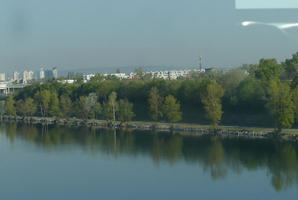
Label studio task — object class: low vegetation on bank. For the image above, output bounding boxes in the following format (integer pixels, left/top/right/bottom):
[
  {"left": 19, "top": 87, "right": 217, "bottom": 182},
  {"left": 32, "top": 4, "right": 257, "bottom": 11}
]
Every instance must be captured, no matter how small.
[{"left": 2, "top": 52, "right": 298, "bottom": 132}]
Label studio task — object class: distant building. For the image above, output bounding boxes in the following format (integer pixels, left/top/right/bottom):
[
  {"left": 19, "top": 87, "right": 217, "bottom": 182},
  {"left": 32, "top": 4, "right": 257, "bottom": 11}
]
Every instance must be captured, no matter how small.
[
  {"left": 52, "top": 67, "right": 58, "bottom": 79},
  {"left": 0, "top": 73, "right": 6, "bottom": 81},
  {"left": 84, "top": 74, "right": 95, "bottom": 81},
  {"left": 28, "top": 71, "right": 34, "bottom": 80},
  {"left": 40, "top": 68, "right": 45, "bottom": 79},
  {"left": 44, "top": 67, "right": 58, "bottom": 79},
  {"left": 58, "top": 79, "right": 75, "bottom": 84},
  {"left": 103, "top": 73, "right": 127, "bottom": 80},
  {"left": 23, "top": 70, "right": 34, "bottom": 83},
  {"left": 67, "top": 72, "right": 74, "bottom": 79},
  {"left": 44, "top": 70, "right": 53, "bottom": 79},
  {"left": 13, "top": 71, "right": 19, "bottom": 82}
]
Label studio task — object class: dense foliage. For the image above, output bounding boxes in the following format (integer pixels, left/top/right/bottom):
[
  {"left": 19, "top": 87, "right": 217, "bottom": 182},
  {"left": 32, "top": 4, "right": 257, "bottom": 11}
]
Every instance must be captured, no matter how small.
[{"left": 2, "top": 52, "right": 298, "bottom": 130}]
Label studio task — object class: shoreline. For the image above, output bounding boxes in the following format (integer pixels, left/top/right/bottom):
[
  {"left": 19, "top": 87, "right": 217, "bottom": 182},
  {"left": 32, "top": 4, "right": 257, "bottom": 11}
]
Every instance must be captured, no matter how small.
[{"left": 1, "top": 115, "right": 298, "bottom": 140}]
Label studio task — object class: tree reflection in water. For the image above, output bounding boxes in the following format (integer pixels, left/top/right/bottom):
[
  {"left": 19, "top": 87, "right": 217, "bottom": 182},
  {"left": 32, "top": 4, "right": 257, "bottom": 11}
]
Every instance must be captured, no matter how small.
[{"left": 0, "top": 122, "right": 297, "bottom": 191}]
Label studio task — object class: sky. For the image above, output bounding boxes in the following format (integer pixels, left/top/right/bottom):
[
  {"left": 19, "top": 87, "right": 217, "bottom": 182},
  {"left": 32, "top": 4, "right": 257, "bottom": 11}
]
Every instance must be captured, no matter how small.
[
  {"left": 0, "top": 0, "right": 298, "bottom": 73},
  {"left": 236, "top": 0, "right": 298, "bottom": 9}
]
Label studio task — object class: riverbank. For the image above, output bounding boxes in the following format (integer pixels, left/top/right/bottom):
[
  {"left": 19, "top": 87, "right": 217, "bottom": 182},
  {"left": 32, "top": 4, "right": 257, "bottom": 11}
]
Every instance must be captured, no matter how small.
[{"left": 1, "top": 115, "right": 298, "bottom": 140}]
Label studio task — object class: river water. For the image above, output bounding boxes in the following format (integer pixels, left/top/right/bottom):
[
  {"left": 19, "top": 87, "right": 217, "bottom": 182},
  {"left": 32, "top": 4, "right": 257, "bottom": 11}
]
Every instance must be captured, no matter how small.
[{"left": 0, "top": 122, "right": 297, "bottom": 200}]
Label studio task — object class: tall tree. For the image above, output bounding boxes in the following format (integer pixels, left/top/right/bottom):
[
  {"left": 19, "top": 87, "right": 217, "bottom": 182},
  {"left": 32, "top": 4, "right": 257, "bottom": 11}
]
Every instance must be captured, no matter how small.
[
  {"left": 5, "top": 95, "right": 16, "bottom": 116},
  {"left": 201, "top": 82, "right": 224, "bottom": 126},
  {"left": 0, "top": 101, "right": 5, "bottom": 119},
  {"left": 16, "top": 100, "right": 25, "bottom": 116},
  {"left": 34, "top": 90, "right": 51, "bottom": 117},
  {"left": 17, "top": 98, "right": 37, "bottom": 117},
  {"left": 75, "top": 93, "right": 100, "bottom": 119},
  {"left": 49, "top": 92, "right": 60, "bottom": 117},
  {"left": 118, "top": 99, "right": 135, "bottom": 123},
  {"left": 284, "top": 52, "right": 298, "bottom": 79},
  {"left": 60, "top": 95, "right": 73, "bottom": 118},
  {"left": 162, "top": 95, "right": 182, "bottom": 123},
  {"left": 23, "top": 98, "right": 37, "bottom": 116},
  {"left": 148, "top": 87, "right": 163, "bottom": 121},
  {"left": 266, "top": 81, "right": 295, "bottom": 131},
  {"left": 235, "top": 77, "right": 266, "bottom": 111},
  {"left": 95, "top": 102, "right": 102, "bottom": 119},
  {"left": 103, "top": 92, "right": 118, "bottom": 122},
  {"left": 85, "top": 93, "right": 100, "bottom": 119},
  {"left": 292, "top": 86, "right": 298, "bottom": 123},
  {"left": 75, "top": 96, "right": 88, "bottom": 119},
  {"left": 255, "top": 58, "right": 280, "bottom": 81}
]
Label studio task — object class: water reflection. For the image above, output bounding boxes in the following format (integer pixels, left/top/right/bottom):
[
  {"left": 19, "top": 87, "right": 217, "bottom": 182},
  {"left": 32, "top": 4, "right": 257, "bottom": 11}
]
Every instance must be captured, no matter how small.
[{"left": 0, "top": 122, "right": 298, "bottom": 192}]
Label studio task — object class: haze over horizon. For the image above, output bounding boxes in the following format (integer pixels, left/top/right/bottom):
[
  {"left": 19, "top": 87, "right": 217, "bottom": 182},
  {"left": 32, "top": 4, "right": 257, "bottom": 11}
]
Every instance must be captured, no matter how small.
[{"left": 0, "top": 0, "right": 298, "bottom": 72}]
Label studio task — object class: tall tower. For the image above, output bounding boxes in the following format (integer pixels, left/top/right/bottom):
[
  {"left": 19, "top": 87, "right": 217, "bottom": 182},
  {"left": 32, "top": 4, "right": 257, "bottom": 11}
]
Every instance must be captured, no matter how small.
[{"left": 199, "top": 56, "right": 202, "bottom": 72}]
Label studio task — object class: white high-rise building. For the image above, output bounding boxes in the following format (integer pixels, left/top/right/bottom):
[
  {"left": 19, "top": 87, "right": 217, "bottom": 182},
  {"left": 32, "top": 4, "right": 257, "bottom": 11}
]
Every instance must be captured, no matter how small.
[
  {"left": 13, "top": 71, "right": 19, "bottom": 82},
  {"left": 28, "top": 71, "right": 34, "bottom": 80},
  {"left": 23, "top": 71, "right": 29, "bottom": 83},
  {"left": 0, "top": 73, "right": 6, "bottom": 81},
  {"left": 23, "top": 70, "right": 34, "bottom": 83},
  {"left": 40, "top": 68, "right": 45, "bottom": 79}
]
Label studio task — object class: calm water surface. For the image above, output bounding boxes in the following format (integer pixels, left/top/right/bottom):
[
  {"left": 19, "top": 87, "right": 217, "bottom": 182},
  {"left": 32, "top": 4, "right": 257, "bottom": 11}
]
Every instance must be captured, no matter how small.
[{"left": 0, "top": 122, "right": 297, "bottom": 200}]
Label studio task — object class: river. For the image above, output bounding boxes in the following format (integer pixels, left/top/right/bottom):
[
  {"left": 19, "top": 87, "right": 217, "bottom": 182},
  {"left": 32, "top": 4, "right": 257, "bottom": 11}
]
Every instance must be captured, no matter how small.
[{"left": 0, "top": 122, "right": 297, "bottom": 199}]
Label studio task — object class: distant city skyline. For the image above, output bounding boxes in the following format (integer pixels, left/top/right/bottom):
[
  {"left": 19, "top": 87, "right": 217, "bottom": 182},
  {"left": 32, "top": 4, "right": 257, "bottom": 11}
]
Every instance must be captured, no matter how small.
[{"left": 0, "top": 0, "right": 298, "bottom": 72}]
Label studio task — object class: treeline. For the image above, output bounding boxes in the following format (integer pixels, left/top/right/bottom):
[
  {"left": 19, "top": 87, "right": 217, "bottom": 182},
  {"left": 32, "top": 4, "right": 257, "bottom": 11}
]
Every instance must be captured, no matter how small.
[{"left": 2, "top": 52, "right": 298, "bottom": 131}]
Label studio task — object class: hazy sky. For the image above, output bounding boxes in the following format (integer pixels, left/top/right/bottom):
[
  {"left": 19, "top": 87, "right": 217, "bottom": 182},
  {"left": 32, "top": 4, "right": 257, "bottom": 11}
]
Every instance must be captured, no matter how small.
[
  {"left": 0, "top": 0, "right": 298, "bottom": 72},
  {"left": 236, "top": 0, "right": 298, "bottom": 9}
]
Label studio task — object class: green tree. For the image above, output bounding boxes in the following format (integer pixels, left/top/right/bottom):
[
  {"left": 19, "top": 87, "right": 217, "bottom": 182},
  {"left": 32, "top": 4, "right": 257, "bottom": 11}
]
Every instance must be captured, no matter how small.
[
  {"left": 201, "top": 82, "right": 224, "bottom": 126},
  {"left": 74, "top": 96, "right": 88, "bottom": 119},
  {"left": 284, "top": 52, "right": 298, "bottom": 79},
  {"left": 34, "top": 90, "right": 51, "bottom": 117},
  {"left": 291, "top": 75, "right": 298, "bottom": 89},
  {"left": 235, "top": 77, "right": 266, "bottom": 111},
  {"left": 118, "top": 99, "right": 135, "bottom": 123},
  {"left": 266, "top": 81, "right": 295, "bottom": 131},
  {"left": 85, "top": 93, "right": 100, "bottom": 119},
  {"left": 90, "top": 73, "right": 104, "bottom": 82},
  {"left": 241, "top": 64, "right": 258, "bottom": 76},
  {"left": 0, "top": 100, "right": 5, "bottom": 119},
  {"left": 135, "top": 67, "right": 144, "bottom": 79},
  {"left": 95, "top": 102, "right": 102, "bottom": 119},
  {"left": 17, "top": 98, "right": 37, "bottom": 117},
  {"left": 103, "top": 92, "right": 118, "bottom": 122},
  {"left": 163, "top": 95, "right": 182, "bottom": 123},
  {"left": 219, "top": 69, "right": 247, "bottom": 106},
  {"left": 49, "top": 92, "right": 60, "bottom": 117},
  {"left": 292, "top": 86, "right": 298, "bottom": 123},
  {"left": 148, "top": 87, "right": 163, "bottom": 121},
  {"left": 74, "top": 73, "right": 84, "bottom": 84},
  {"left": 5, "top": 95, "right": 16, "bottom": 116},
  {"left": 255, "top": 58, "right": 280, "bottom": 81},
  {"left": 23, "top": 98, "right": 37, "bottom": 116},
  {"left": 16, "top": 99, "right": 25, "bottom": 116},
  {"left": 60, "top": 95, "right": 73, "bottom": 118},
  {"left": 75, "top": 93, "right": 100, "bottom": 119},
  {"left": 143, "top": 73, "right": 152, "bottom": 81}
]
